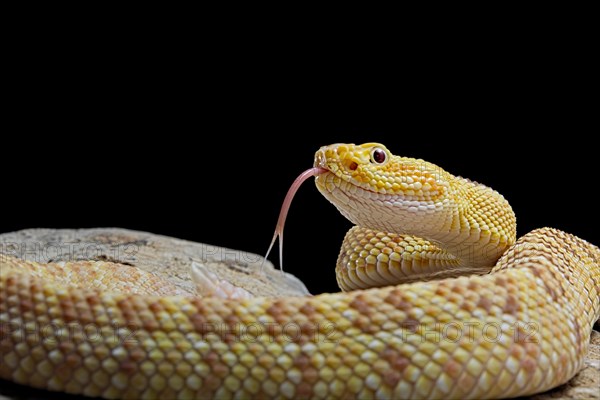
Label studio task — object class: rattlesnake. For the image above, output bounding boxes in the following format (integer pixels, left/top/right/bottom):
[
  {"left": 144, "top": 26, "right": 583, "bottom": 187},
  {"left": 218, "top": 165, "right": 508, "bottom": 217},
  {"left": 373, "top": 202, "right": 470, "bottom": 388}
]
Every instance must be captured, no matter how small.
[{"left": 1, "top": 142, "right": 598, "bottom": 399}]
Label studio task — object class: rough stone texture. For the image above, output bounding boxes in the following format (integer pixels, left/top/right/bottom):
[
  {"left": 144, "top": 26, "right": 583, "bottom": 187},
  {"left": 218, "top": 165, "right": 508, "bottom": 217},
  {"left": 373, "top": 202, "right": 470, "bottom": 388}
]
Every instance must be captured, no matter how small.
[
  {"left": 0, "top": 228, "right": 598, "bottom": 400},
  {"left": 0, "top": 228, "right": 309, "bottom": 298}
]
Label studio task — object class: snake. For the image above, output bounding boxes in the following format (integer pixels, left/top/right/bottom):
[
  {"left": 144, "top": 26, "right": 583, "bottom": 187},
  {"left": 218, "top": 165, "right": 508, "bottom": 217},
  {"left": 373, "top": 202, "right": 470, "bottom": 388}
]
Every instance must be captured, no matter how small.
[{"left": 1, "top": 142, "right": 599, "bottom": 399}]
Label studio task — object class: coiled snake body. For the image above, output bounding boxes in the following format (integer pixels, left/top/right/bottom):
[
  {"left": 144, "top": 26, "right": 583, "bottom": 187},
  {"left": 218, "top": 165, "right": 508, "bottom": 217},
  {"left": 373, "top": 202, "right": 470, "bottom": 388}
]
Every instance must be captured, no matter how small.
[{"left": 1, "top": 142, "right": 599, "bottom": 399}]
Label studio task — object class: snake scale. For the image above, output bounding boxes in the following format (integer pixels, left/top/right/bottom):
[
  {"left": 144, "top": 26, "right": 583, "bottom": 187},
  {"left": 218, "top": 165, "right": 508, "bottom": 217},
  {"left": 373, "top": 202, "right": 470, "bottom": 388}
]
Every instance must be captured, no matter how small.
[{"left": 1, "top": 142, "right": 599, "bottom": 399}]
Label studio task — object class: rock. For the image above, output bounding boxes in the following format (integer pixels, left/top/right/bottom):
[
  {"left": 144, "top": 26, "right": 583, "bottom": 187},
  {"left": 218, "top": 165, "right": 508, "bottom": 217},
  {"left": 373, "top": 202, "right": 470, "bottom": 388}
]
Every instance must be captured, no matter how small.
[{"left": 0, "top": 228, "right": 309, "bottom": 298}]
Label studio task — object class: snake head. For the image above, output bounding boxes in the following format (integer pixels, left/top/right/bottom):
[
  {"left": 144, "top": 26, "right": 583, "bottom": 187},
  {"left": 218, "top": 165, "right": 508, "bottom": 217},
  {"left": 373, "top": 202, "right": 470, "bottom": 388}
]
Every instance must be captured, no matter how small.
[
  {"left": 313, "top": 142, "right": 453, "bottom": 234},
  {"left": 314, "top": 142, "right": 390, "bottom": 176},
  {"left": 314, "top": 142, "right": 450, "bottom": 199}
]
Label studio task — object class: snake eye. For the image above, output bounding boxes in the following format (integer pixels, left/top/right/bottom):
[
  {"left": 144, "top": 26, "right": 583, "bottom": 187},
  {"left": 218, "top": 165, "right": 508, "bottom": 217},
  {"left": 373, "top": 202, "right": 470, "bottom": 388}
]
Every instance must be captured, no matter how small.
[{"left": 370, "top": 148, "right": 387, "bottom": 164}]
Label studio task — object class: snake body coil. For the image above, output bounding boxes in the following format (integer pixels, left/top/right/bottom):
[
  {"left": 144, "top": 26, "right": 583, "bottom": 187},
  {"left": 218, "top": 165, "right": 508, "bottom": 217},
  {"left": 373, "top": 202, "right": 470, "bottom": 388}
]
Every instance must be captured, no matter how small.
[{"left": 1, "top": 142, "right": 599, "bottom": 399}]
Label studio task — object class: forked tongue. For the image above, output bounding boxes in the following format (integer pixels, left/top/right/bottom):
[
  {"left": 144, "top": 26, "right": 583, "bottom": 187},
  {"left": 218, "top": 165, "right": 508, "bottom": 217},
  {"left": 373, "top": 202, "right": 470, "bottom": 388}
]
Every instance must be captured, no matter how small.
[{"left": 263, "top": 167, "right": 327, "bottom": 272}]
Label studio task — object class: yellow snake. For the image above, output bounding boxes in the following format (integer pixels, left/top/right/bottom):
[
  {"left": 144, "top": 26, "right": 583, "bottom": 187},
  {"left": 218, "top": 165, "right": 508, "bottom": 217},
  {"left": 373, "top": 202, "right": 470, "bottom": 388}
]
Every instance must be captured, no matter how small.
[{"left": 1, "top": 142, "right": 599, "bottom": 399}]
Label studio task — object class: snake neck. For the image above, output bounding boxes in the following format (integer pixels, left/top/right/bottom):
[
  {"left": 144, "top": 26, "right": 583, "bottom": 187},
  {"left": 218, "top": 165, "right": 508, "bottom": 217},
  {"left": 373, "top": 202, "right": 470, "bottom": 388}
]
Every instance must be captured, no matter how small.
[
  {"left": 316, "top": 172, "right": 516, "bottom": 271},
  {"left": 442, "top": 177, "right": 517, "bottom": 269}
]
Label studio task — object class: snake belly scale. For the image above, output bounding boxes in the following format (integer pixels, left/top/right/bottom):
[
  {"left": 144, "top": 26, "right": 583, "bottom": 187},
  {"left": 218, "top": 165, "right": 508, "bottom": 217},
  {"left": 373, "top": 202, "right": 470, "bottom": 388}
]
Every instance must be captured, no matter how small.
[{"left": 1, "top": 142, "right": 599, "bottom": 399}]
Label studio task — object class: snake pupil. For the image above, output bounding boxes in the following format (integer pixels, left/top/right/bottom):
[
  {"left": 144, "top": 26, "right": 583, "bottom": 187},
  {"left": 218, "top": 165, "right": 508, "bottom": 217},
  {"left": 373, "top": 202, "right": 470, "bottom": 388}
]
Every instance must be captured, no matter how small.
[{"left": 372, "top": 149, "right": 386, "bottom": 164}]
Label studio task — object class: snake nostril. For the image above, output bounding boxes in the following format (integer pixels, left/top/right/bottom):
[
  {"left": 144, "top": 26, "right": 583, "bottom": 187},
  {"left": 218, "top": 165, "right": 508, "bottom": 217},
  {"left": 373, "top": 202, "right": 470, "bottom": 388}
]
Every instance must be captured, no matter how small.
[{"left": 349, "top": 161, "right": 358, "bottom": 171}]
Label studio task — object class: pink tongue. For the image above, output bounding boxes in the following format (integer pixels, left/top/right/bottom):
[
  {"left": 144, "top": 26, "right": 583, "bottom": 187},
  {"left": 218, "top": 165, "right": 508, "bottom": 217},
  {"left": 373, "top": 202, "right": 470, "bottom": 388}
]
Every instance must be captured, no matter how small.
[{"left": 263, "top": 167, "right": 328, "bottom": 271}]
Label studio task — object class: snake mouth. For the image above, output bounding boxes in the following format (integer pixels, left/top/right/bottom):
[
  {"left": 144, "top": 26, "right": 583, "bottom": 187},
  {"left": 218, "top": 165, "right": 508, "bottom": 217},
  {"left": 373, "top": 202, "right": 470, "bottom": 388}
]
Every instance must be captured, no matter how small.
[
  {"left": 314, "top": 167, "right": 383, "bottom": 199},
  {"left": 315, "top": 166, "right": 436, "bottom": 222}
]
